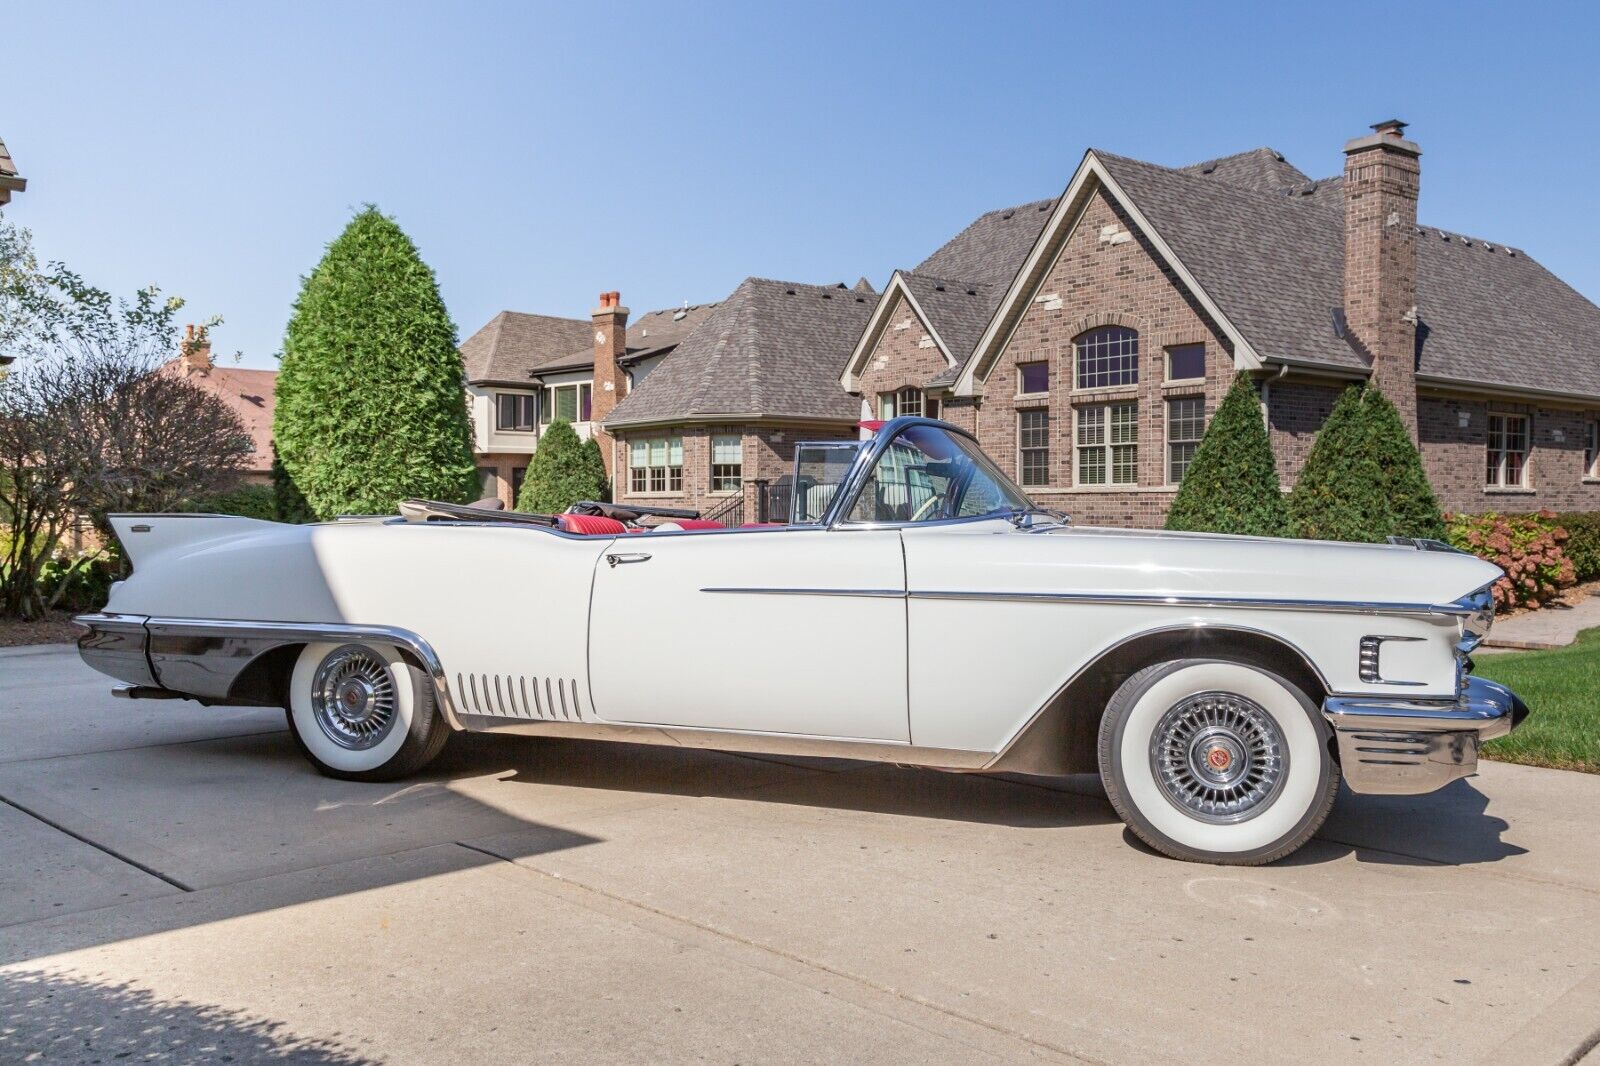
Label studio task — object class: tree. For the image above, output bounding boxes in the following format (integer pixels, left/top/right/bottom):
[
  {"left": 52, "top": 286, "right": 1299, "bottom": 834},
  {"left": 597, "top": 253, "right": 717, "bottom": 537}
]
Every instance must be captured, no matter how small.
[
  {"left": 1288, "top": 386, "right": 1395, "bottom": 542},
  {"left": 274, "top": 206, "right": 477, "bottom": 519},
  {"left": 0, "top": 212, "right": 251, "bottom": 617},
  {"left": 515, "top": 420, "right": 608, "bottom": 513},
  {"left": 1165, "top": 374, "right": 1291, "bottom": 537},
  {"left": 270, "top": 443, "right": 314, "bottom": 523},
  {"left": 1360, "top": 388, "right": 1446, "bottom": 540}
]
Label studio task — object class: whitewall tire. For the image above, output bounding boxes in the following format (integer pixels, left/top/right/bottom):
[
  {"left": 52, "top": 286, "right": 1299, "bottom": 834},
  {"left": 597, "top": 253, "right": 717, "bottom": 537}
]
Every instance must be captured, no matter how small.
[
  {"left": 286, "top": 641, "right": 450, "bottom": 781},
  {"left": 1098, "top": 658, "right": 1338, "bottom": 865}
]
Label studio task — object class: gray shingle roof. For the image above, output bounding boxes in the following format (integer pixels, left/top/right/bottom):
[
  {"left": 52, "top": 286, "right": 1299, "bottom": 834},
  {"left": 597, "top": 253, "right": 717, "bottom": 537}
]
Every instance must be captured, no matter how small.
[
  {"left": 900, "top": 272, "right": 995, "bottom": 366},
  {"left": 459, "top": 312, "right": 593, "bottom": 385},
  {"left": 0, "top": 136, "right": 25, "bottom": 203},
  {"left": 533, "top": 301, "right": 720, "bottom": 374},
  {"left": 604, "top": 278, "right": 878, "bottom": 427},
  {"left": 1178, "top": 147, "right": 1310, "bottom": 193},
  {"left": 914, "top": 198, "right": 1055, "bottom": 291},
  {"left": 1097, "top": 151, "right": 1600, "bottom": 397}
]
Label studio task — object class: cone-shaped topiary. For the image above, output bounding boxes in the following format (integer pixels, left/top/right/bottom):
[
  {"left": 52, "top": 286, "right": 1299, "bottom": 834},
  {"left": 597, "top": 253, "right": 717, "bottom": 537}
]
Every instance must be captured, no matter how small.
[
  {"left": 1360, "top": 388, "right": 1446, "bottom": 540},
  {"left": 1288, "top": 386, "right": 1394, "bottom": 542},
  {"left": 269, "top": 443, "right": 314, "bottom": 524},
  {"left": 515, "top": 420, "right": 608, "bottom": 514},
  {"left": 1165, "top": 374, "right": 1291, "bottom": 537},
  {"left": 274, "top": 206, "right": 478, "bottom": 519}
]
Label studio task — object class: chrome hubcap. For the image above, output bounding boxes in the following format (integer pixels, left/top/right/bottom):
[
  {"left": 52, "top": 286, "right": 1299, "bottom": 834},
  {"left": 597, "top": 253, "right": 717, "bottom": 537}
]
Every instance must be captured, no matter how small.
[
  {"left": 1150, "top": 691, "right": 1287, "bottom": 823},
  {"left": 311, "top": 645, "right": 398, "bottom": 751}
]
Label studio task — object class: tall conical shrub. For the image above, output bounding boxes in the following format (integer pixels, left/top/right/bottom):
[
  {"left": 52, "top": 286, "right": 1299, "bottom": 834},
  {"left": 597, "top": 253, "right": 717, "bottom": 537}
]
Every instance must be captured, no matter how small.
[
  {"left": 1288, "top": 386, "right": 1393, "bottom": 542},
  {"left": 1165, "top": 374, "right": 1291, "bottom": 537},
  {"left": 274, "top": 206, "right": 477, "bottom": 518},
  {"left": 1360, "top": 388, "right": 1445, "bottom": 540},
  {"left": 515, "top": 420, "right": 608, "bottom": 513}
]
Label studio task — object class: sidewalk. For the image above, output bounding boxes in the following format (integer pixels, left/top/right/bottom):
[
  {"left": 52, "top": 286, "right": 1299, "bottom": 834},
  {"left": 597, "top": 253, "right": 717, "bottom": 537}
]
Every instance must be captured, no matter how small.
[{"left": 1483, "top": 586, "right": 1600, "bottom": 651}]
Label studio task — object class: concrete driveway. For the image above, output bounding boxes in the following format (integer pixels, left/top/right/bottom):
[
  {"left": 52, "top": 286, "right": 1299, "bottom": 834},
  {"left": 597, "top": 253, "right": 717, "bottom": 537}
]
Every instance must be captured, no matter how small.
[{"left": 2, "top": 645, "right": 1598, "bottom": 1064}]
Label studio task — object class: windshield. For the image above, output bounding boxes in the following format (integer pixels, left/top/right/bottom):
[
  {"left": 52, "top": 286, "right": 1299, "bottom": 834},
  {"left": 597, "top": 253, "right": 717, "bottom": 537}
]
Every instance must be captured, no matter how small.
[
  {"left": 788, "top": 441, "right": 863, "bottom": 524},
  {"left": 844, "top": 423, "right": 1033, "bottom": 524}
]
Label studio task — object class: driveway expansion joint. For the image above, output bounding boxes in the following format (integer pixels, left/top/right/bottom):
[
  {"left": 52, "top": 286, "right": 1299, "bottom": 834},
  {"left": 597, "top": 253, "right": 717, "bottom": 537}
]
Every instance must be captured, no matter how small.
[{"left": 0, "top": 793, "right": 193, "bottom": 892}]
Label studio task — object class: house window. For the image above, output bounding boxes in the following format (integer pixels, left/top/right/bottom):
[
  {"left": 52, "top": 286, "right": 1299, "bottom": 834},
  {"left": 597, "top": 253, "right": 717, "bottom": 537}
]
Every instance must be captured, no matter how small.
[
  {"left": 711, "top": 434, "right": 743, "bottom": 493},
  {"left": 1167, "top": 397, "right": 1206, "bottom": 484},
  {"left": 511, "top": 466, "right": 527, "bottom": 502},
  {"left": 1166, "top": 344, "right": 1206, "bottom": 382},
  {"left": 496, "top": 392, "right": 537, "bottom": 431},
  {"left": 1018, "top": 409, "right": 1049, "bottom": 487},
  {"left": 1076, "top": 403, "right": 1138, "bottom": 486},
  {"left": 544, "top": 383, "right": 593, "bottom": 424},
  {"left": 476, "top": 467, "right": 499, "bottom": 500},
  {"left": 1018, "top": 361, "right": 1049, "bottom": 396},
  {"left": 1486, "top": 413, "right": 1530, "bottom": 488},
  {"left": 1586, "top": 421, "right": 1599, "bottom": 479},
  {"left": 629, "top": 437, "right": 683, "bottom": 494},
  {"left": 1074, "top": 327, "right": 1139, "bottom": 390},
  {"left": 878, "top": 386, "right": 937, "bottom": 420}
]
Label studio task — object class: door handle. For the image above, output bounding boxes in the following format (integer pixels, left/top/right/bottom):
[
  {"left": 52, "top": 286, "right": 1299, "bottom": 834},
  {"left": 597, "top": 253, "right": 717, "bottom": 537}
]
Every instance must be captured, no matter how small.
[{"left": 605, "top": 552, "right": 652, "bottom": 568}]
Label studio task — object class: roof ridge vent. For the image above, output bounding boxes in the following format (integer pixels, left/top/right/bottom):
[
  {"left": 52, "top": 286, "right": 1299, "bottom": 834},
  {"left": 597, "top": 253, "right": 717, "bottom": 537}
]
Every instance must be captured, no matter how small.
[{"left": 1001, "top": 210, "right": 1015, "bottom": 220}]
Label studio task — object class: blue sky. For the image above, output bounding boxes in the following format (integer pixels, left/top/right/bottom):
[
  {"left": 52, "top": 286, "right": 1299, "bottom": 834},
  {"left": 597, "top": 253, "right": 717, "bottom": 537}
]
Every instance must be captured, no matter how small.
[{"left": 6, "top": 1, "right": 1598, "bottom": 369}]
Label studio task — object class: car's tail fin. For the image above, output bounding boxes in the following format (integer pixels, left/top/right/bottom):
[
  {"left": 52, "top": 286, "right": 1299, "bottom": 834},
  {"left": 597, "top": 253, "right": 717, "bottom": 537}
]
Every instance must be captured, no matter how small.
[{"left": 108, "top": 513, "right": 279, "bottom": 571}]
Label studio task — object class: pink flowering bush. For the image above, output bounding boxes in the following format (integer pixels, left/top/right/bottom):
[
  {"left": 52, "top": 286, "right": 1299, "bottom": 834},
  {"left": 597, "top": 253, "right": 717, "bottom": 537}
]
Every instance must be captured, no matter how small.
[{"left": 1446, "top": 510, "right": 1576, "bottom": 611}]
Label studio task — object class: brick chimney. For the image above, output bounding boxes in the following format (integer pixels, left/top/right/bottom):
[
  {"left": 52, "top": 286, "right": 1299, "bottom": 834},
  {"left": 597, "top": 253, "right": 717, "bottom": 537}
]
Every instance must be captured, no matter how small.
[
  {"left": 590, "top": 291, "right": 629, "bottom": 478},
  {"left": 179, "top": 323, "right": 213, "bottom": 375},
  {"left": 1343, "top": 119, "right": 1421, "bottom": 438}
]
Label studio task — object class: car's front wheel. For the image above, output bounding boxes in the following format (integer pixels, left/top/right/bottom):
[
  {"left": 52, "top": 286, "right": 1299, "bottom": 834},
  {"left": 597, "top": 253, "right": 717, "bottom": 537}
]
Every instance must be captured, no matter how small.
[
  {"left": 285, "top": 641, "right": 450, "bottom": 781},
  {"left": 1098, "top": 658, "right": 1338, "bottom": 865}
]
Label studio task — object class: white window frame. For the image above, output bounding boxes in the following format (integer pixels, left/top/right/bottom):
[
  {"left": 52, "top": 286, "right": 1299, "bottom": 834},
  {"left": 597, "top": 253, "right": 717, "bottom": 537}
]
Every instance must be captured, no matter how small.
[
  {"left": 628, "top": 436, "right": 684, "bottom": 495},
  {"left": 1075, "top": 402, "right": 1138, "bottom": 487},
  {"left": 710, "top": 434, "right": 743, "bottom": 494},
  {"left": 1164, "top": 344, "right": 1206, "bottom": 384},
  {"left": 1017, "top": 409, "right": 1049, "bottom": 488},
  {"left": 1165, "top": 396, "right": 1205, "bottom": 486},
  {"left": 1586, "top": 420, "right": 1599, "bottom": 481},
  {"left": 1486, "top": 413, "right": 1531, "bottom": 489},
  {"left": 543, "top": 383, "right": 593, "bottom": 425},
  {"left": 1072, "top": 327, "right": 1140, "bottom": 392},
  {"left": 1015, "top": 360, "right": 1050, "bottom": 398}
]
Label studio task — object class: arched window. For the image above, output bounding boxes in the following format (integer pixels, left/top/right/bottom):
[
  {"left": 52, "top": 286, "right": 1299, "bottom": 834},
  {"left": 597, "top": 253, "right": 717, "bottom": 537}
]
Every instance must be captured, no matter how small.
[{"left": 1074, "top": 327, "right": 1139, "bottom": 390}]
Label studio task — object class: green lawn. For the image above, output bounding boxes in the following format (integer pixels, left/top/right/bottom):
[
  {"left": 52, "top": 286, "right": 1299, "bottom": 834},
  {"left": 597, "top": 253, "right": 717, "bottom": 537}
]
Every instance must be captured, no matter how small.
[{"left": 1474, "top": 627, "right": 1600, "bottom": 774}]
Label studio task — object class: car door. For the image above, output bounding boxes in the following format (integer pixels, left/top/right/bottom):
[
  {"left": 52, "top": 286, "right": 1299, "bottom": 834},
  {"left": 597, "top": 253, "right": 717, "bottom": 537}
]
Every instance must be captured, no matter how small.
[{"left": 587, "top": 527, "right": 909, "bottom": 741}]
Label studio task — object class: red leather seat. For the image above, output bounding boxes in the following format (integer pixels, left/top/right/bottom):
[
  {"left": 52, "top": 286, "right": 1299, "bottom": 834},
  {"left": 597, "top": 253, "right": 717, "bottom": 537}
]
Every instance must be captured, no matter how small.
[
  {"left": 556, "top": 513, "right": 628, "bottom": 535},
  {"left": 670, "top": 519, "right": 726, "bottom": 531}
]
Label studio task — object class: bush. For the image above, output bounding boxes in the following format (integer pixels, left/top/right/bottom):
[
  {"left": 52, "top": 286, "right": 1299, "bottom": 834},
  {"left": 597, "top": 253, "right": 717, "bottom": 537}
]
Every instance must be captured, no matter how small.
[
  {"left": 1288, "top": 385, "right": 1443, "bottom": 542},
  {"left": 1446, "top": 510, "right": 1576, "bottom": 610},
  {"left": 179, "top": 484, "right": 278, "bottom": 521},
  {"left": 36, "top": 547, "right": 120, "bottom": 613},
  {"left": 274, "top": 206, "right": 478, "bottom": 519},
  {"left": 1165, "top": 375, "right": 1291, "bottom": 537},
  {"left": 271, "top": 444, "right": 315, "bottom": 523},
  {"left": 1553, "top": 512, "right": 1600, "bottom": 582},
  {"left": 515, "top": 420, "right": 608, "bottom": 514}
]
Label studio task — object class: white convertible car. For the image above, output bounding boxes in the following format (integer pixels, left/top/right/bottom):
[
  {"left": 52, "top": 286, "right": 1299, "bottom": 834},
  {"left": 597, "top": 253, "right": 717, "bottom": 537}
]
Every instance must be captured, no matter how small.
[{"left": 77, "top": 417, "right": 1527, "bottom": 864}]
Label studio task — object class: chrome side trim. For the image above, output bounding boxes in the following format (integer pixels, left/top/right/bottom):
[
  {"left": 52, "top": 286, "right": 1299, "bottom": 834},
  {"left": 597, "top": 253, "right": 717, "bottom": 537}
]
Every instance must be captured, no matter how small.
[
  {"left": 455, "top": 714, "right": 994, "bottom": 769},
  {"left": 701, "top": 587, "right": 907, "bottom": 599},
  {"left": 140, "top": 617, "right": 465, "bottom": 731},
  {"left": 909, "top": 589, "right": 1475, "bottom": 618},
  {"left": 700, "top": 587, "right": 1474, "bottom": 617}
]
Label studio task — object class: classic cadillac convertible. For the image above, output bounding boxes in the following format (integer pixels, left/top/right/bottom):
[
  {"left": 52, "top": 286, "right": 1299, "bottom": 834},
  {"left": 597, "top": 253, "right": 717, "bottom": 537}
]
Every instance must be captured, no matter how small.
[{"left": 77, "top": 417, "right": 1527, "bottom": 865}]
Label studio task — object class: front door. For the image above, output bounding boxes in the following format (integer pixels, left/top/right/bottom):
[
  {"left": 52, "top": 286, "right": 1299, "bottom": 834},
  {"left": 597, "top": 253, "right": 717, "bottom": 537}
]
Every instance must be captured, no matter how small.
[{"left": 587, "top": 528, "right": 909, "bottom": 740}]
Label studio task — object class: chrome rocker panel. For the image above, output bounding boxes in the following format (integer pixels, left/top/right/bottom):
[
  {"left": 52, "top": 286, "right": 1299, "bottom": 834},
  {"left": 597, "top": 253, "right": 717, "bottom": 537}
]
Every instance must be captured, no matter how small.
[
  {"left": 1323, "top": 676, "right": 1528, "bottom": 795},
  {"left": 74, "top": 613, "right": 466, "bottom": 731}
]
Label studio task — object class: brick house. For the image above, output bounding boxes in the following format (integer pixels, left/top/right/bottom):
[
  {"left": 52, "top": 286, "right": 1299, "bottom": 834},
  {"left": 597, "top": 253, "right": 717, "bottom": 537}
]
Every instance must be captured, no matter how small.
[{"left": 158, "top": 326, "right": 279, "bottom": 483}]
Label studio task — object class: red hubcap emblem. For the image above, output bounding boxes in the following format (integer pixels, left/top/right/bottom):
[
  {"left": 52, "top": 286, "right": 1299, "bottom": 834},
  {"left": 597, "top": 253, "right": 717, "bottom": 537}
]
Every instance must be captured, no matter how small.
[{"left": 1206, "top": 746, "right": 1232, "bottom": 771}]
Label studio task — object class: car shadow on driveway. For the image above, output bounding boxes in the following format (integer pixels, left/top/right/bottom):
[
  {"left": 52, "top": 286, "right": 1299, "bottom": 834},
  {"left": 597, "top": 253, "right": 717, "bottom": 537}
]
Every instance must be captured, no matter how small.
[{"left": 1302, "top": 779, "right": 1528, "bottom": 867}]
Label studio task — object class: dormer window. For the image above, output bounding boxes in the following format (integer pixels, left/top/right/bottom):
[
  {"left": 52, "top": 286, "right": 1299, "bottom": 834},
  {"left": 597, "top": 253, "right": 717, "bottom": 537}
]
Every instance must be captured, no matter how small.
[
  {"left": 1074, "top": 327, "right": 1139, "bottom": 390},
  {"left": 878, "top": 387, "right": 939, "bottom": 420}
]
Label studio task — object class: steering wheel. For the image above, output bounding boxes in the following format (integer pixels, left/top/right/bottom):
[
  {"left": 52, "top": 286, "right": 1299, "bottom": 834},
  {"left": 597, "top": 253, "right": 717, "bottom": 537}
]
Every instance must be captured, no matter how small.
[{"left": 909, "top": 494, "right": 944, "bottom": 522}]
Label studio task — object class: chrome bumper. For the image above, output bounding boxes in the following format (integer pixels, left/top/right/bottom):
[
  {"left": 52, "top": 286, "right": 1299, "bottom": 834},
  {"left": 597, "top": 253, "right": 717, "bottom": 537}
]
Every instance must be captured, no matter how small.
[{"left": 1323, "top": 676, "right": 1529, "bottom": 795}]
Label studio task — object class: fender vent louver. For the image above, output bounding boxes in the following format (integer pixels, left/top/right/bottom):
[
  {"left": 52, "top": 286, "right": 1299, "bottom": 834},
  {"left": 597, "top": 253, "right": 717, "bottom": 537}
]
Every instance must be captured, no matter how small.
[{"left": 455, "top": 672, "right": 582, "bottom": 721}]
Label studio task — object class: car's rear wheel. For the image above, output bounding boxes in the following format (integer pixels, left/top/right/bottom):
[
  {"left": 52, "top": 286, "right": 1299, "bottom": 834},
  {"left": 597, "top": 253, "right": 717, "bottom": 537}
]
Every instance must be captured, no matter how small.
[
  {"left": 285, "top": 641, "right": 450, "bottom": 781},
  {"left": 1097, "top": 658, "right": 1338, "bottom": 865}
]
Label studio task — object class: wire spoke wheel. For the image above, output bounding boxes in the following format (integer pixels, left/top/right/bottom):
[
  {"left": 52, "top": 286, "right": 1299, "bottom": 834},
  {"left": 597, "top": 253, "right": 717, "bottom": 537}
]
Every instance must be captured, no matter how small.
[
  {"left": 311, "top": 644, "right": 400, "bottom": 751},
  {"left": 1149, "top": 690, "right": 1288, "bottom": 824}
]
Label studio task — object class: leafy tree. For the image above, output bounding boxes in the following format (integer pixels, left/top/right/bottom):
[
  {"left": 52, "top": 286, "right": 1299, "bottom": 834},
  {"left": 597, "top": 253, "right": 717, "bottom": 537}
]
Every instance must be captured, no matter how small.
[
  {"left": 1360, "top": 388, "right": 1446, "bottom": 540},
  {"left": 0, "top": 211, "right": 250, "bottom": 617},
  {"left": 515, "top": 420, "right": 608, "bottom": 513},
  {"left": 1288, "top": 385, "right": 1446, "bottom": 543},
  {"left": 270, "top": 444, "right": 314, "bottom": 523},
  {"left": 1165, "top": 374, "right": 1290, "bottom": 537},
  {"left": 274, "top": 206, "right": 477, "bottom": 519}
]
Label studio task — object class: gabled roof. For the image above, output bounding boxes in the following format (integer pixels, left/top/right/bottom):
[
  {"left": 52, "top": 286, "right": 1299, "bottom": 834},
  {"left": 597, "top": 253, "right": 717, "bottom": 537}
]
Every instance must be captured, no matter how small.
[
  {"left": 0, "top": 136, "right": 25, "bottom": 204},
  {"left": 604, "top": 278, "right": 878, "bottom": 428},
  {"left": 459, "top": 312, "right": 592, "bottom": 386},
  {"left": 839, "top": 270, "right": 993, "bottom": 392},
  {"left": 954, "top": 146, "right": 1600, "bottom": 402},
  {"left": 1178, "top": 147, "right": 1310, "bottom": 193}
]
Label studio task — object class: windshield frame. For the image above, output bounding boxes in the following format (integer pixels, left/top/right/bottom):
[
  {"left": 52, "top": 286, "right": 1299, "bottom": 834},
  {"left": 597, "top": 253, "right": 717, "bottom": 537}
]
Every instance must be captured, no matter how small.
[{"left": 824, "top": 417, "right": 1039, "bottom": 530}]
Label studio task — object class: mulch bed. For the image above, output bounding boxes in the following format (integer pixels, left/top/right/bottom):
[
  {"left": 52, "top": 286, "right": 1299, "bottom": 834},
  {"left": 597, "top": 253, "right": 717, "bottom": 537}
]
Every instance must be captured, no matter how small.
[{"left": 0, "top": 612, "right": 83, "bottom": 649}]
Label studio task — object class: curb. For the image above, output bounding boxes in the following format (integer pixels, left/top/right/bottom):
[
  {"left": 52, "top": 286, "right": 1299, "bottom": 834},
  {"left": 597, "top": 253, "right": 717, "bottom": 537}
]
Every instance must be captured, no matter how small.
[{"left": 0, "top": 641, "right": 78, "bottom": 659}]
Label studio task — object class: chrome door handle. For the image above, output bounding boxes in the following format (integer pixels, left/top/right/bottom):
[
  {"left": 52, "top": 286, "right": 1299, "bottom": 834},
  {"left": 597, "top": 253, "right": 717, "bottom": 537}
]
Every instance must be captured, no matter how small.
[{"left": 605, "top": 552, "right": 652, "bottom": 568}]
